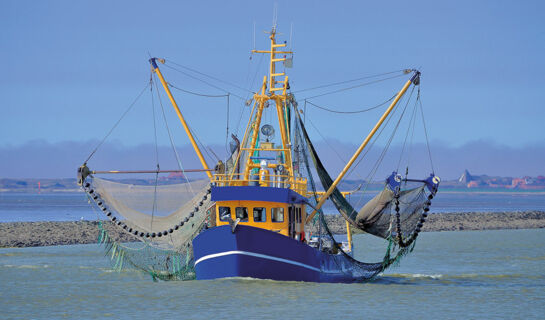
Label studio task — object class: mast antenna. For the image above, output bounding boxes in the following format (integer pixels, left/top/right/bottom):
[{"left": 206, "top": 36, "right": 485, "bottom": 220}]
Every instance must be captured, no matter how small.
[
  {"left": 253, "top": 21, "right": 256, "bottom": 50},
  {"left": 289, "top": 22, "right": 293, "bottom": 50},
  {"left": 272, "top": 3, "right": 278, "bottom": 32}
]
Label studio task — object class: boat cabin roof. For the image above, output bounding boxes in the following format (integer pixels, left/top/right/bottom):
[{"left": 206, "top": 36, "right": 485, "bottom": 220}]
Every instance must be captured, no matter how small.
[{"left": 211, "top": 186, "right": 307, "bottom": 204}]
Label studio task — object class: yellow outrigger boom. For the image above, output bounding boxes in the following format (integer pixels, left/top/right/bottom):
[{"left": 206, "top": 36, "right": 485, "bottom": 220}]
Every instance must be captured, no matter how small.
[
  {"left": 305, "top": 70, "right": 421, "bottom": 224},
  {"left": 149, "top": 58, "right": 213, "bottom": 180}
]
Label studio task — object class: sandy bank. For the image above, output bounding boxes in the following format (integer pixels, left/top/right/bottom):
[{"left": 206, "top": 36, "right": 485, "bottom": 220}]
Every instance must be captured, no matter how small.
[{"left": 1, "top": 211, "right": 544, "bottom": 248}]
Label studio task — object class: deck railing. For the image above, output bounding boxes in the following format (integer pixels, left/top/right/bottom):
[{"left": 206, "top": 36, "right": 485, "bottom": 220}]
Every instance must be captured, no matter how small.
[{"left": 212, "top": 173, "right": 307, "bottom": 196}]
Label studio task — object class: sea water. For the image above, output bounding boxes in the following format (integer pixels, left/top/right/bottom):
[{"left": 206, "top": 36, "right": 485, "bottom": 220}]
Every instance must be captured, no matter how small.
[
  {"left": 1, "top": 191, "right": 544, "bottom": 222},
  {"left": 1, "top": 229, "right": 544, "bottom": 319}
]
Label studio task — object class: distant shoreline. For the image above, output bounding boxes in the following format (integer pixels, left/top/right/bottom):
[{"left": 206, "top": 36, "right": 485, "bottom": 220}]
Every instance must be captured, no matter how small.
[
  {"left": 438, "top": 190, "right": 545, "bottom": 195},
  {"left": 1, "top": 211, "right": 543, "bottom": 248},
  {"left": 2, "top": 189, "right": 544, "bottom": 195}
]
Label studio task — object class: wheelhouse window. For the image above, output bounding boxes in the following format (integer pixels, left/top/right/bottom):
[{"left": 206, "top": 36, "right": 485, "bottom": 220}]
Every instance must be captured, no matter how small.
[
  {"left": 236, "top": 207, "right": 249, "bottom": 222},
  {"left": 219, "top": 206, "right": 231, "bottom": 222},
  {"left": 253, "top": 207, "right": 266, "bottom": 222},
  {"left": 271, "top": 207, "right": 285, "bottom": 223}
]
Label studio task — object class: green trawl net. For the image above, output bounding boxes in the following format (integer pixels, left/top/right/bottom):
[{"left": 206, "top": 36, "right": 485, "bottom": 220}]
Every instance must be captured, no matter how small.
[
  {"left": 296, "top": 114, "right": 434, "bottom": 242},
  {"left": 84, "top": 177, "right": 215, "bottom": 280},
  {"left": 293, "top": 108, "right": 434, "bottom": 280}
]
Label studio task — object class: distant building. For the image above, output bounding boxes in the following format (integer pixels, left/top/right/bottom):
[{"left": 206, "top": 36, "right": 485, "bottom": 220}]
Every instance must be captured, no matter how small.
[
  {"left": 459, "top": 169, "right": 474, "bottom": 184},
  {"left": 158, "top": 172, "right": 186, "bottom": 181}
]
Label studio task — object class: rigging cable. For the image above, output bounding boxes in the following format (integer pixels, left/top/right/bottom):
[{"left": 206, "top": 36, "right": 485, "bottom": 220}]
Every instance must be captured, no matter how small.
[
  {"left": 162, "top": 63, "right": 246, "bottom": 101},
  {"left": 305, "top": 116, "right": 365, "bottom": 190},
  {"left": 236, "top": 53, "right": 265, "bottom": 137},
  {"left": 150, "top": 75, "right": 160, "bottom": 232},
  {"left": 152, "top": 73, "right": 195, "bottom": 195},
  {"left": 367, "top": 86, "right": 416, "bottom": 184},
  {"left": 165, "top": 59, "right": 255, "bottom": 95},
  {"left": 226, "top": 93, "right": 230, "bottom": 153},
  {"left": 186, "top": 122, "right": 217, "bottom": 166},
  {"left": 349, "top": 102, "right": 400, "bottom": 208},
  {"left": 84, "top": 82, "right": 150, "bottom": 163},
  {"left": 406, "top": 92, "right": 420, "bottom": 177},
  {"left": 346, "top": 92, "right": 405, "bottom": 178},
  {"left": 301, "top": 73, "right": 406, "bottom": 100},
  {"left": 352, "top": 87, "right": 416, "bottom": 209},
  {"left": 166, "top": 82, "right": 232, "bottom": 159},
  {"left": 396, "top": 91, "right": 420, "bottom": 172},
  {"left": 304, "top": 93, "right": 396, "bottom": 114},
  {"left": 167, "top": 83, "right": 229, "bottom": 98},
  {"left": 418, "top": 87, "right": 436, "bottom": 173},
  {"left": 292, "top": 69, "right": 408, "bottom": 94}
]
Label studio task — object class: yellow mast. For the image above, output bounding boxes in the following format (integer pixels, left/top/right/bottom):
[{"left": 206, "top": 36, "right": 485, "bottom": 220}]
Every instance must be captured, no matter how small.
[
  {"left": 346, "top": 220, "right": 353, "bottom": 251},
  {"left": 305, "top": 71, "right": 421, "bottom": 223},
  {"left": 239, "top": 29, "right": 295, "bottom": 185},
  {"left": 149, "top": 58, "right": 213, "bottom": 180}
]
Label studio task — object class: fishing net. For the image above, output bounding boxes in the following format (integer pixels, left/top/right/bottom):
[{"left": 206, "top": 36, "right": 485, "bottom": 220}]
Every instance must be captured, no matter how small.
[
  {"left": 296, "top": 113, "right": 436, "bottom": 238},
  {"left": 83, "top": 176, "right": 215, "bottom": 280},
  {"left": 357, "top": 186, "right": 427, "bottom": 240},
  {"left": 293, "top": 109, "right": 437, "bottom": 280}
]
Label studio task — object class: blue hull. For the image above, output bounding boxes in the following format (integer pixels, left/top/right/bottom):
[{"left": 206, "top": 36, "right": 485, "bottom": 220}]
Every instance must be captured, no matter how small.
[{"left": 193, "top": 225, "right": 368, "bottom": 283}]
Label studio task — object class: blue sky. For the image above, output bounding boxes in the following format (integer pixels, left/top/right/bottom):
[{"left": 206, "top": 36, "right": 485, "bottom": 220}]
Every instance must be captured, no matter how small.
[{"left": 1, "top": 0, "right": 544, "bottom": 178}]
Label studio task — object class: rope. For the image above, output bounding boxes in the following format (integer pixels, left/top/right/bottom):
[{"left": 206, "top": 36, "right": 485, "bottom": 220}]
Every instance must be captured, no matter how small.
[
  {"left": 162, "top": 64, "right": 246, "bottom": 101},
  {"left": 84, "top": 82, "right": 150, "bottom": 163},
  {"left": 304, "top": 94, "right": 396, "bottom": 114},
  {"left": 292, "top": 69, "right": 407, "bottom": 94},
  {"left": 406, "top": 94, "right": 419, "bottom": 176},
  {"left": 396, "top": 91, "right": 419, "bottom": 171},
  {"left": 370, "top": 86, "right": 416, "bottom": 180},
  {"left": 236, "top": 53, "right": 264, "bottom": 137},
  {"left": 165, "top": 59, "right": 255, "bottom": 94},
  {"left": 168, "top": 83, "right": 229, "bottom": 98},
  {"left": 306, "top": 117, "right": 347, "bottom": 166},
  {"left": 152, "top": 74, "right": 194, "bottom": 195},
  {"left": 187, "top": 123, "right": 216, "bottom": 165},
  {"left": 226, "top": 94, "right": 230, "bottom": 153},
  {"left": 351, "top": 87, "right": 414, "bottom": 209},
  {"left": 150, "top": 76, "right": 160, "bottom": 231},
  {"left": 418, "top": 88, "right": 436, "bottom": 173},
  {"left": 301, "top": 73, "right": 406, "bottom": 100},
  {"left": 304, "top": 116, "right": 367, "bottom": 189}
]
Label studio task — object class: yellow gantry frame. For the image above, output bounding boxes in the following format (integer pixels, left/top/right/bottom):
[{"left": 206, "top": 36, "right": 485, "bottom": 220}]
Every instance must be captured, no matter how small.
[
  {"left": 150, "top": 58, "right": 213, "bottom": 180},
  {"left": 305, "top": 72, "right": 419, "bottom": 224}
]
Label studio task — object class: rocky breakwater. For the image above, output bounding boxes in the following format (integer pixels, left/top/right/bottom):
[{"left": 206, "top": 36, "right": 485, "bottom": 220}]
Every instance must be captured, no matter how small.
[
  {"left": 307, "top": 211, "right": 545, "bottom": 234},
  {"left": 0, "top": 221, "right": 137, "bottom": 248},
  {"left": 1, "top": 211, "right": 544, "bottom": 248}
]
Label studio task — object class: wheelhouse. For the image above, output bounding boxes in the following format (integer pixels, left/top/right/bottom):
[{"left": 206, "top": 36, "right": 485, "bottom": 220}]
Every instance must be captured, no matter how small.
[{"left": 211, "top": 186, "right": 307, "bottom": 239}]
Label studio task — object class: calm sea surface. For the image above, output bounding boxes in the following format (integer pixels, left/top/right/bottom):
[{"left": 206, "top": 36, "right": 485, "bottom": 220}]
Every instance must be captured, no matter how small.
[
  {"left": 0, "top": 191, "right": 544, "bottom": 222},
  {"left": 1, "top": 229, "right": 544, "bottom": 319}
]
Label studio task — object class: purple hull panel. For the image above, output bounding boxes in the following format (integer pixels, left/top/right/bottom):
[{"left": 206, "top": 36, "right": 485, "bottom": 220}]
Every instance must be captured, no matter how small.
[{"left": 193, "top": 225, "right": 365, "bottom": 283}]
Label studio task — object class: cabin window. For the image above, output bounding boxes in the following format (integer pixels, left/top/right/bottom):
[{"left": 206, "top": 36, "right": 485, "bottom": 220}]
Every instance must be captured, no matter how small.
[
  {"left": 253, "top": 207, "right": 266, "bottom": 222},
  {"left": 271, "top": 207, "right": 285, "bottom": 223},
  {"left": 296, "top": 207, "right": 301, "bottom": 223},
  {"left": 219, "top": 206, "right": 231, "bottom": 222},
  {"left": 235, "top": 207, "right": 249, "bottom": 222}
]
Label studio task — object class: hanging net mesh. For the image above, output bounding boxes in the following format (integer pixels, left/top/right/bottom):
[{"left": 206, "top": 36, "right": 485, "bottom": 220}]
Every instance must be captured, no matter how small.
[
  {"left": 293, "top": 109, "right": 437, "bottom": 280},
  {"left": 79, "top": 83, "right": 437, "bottom": 282},
  {"left": 357, "top": 186, "right": 427, "bottom": 240},
  {"left": 85, "top": 177, "right": 215, "bottom": 280}
]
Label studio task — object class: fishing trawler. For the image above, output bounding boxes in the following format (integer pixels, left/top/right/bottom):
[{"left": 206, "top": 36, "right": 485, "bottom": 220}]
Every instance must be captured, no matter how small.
[{"left": 78, "top": 25, "right": 439, "bottom": 283}]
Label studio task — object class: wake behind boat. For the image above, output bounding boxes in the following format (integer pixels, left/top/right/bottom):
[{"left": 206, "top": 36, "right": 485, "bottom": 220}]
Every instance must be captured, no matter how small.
[{"left": 78, "top": 23, "right": 439, "bottom": 283}]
